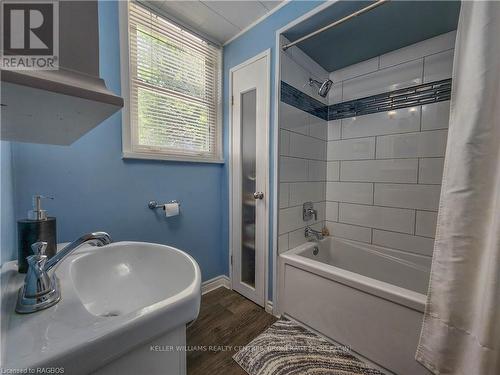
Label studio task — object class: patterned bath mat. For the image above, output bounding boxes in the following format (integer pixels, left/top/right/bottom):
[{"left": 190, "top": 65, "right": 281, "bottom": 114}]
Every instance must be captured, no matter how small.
[{"left": 233, "top": 318, "right": 385, "bottom": 375}]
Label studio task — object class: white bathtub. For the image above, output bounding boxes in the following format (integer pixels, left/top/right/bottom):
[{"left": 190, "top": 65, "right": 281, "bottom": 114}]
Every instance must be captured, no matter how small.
[{"left": 278, "top": 236, "right": 432, "bottom": 375}]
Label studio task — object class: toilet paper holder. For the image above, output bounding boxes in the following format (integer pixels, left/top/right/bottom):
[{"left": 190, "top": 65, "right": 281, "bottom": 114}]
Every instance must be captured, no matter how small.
[{"left": 148, "top": 200, "right": 181, "bottom": 210}]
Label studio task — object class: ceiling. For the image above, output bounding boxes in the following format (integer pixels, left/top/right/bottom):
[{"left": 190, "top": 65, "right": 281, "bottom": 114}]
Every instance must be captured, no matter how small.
[
  {"left": 284, "top": 1, "right": 461, "bottom": 72},
  {"left": 144, "top": 1, "right": 284, "bottom": 45}
]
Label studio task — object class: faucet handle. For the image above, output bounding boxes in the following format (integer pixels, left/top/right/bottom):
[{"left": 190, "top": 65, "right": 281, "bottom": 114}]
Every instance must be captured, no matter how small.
[
  {"left": 28, "top": 242, "right": 48, "bottom": 269},
  {"left": 31, "top": 241, "right": 48, "bottom": 257}
]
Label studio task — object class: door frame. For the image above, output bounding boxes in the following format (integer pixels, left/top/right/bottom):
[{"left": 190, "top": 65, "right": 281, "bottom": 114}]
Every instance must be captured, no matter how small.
[{"left": 229, "top": 49, "right": 271, "bottom": 308}]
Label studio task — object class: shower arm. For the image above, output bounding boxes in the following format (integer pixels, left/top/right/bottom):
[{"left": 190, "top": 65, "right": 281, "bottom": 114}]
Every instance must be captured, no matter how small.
[{"left": 309, "top": 78, "right": 322, "bottom": 87}]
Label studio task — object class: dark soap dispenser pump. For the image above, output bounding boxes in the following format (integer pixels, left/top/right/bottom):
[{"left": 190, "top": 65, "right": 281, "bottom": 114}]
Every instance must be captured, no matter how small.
[{"left": 17, "top": 195, "right": 57, "bottom": 273}]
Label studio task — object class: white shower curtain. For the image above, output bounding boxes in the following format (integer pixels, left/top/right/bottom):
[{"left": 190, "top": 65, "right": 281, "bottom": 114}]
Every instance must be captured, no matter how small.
[{"left": 416, "top": 1, "right": 500, "bottom": 374}]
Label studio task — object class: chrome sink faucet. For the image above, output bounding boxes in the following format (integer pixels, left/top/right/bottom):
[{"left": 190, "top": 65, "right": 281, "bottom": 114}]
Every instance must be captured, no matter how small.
[
  {"left": 16, "top": 232, "right": 112, "bottom": 314},
  {"left": 305, "top": 226, "right": 323, "bottom": 241}
]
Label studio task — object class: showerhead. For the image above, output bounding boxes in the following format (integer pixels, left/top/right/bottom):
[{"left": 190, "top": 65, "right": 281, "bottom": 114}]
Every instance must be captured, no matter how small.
[
  {"left": 319, "top": 79, "right": 333, "bottom": 97},
  {"left": 309, "top": 78, "right": 333, "bottom": 98}
]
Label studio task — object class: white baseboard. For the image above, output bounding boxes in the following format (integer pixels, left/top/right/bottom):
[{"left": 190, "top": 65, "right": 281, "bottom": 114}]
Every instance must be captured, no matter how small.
[
  {"left": 201, "top": 275, "right": 231, "bottom": 295},
  {"left": 201, "top": 277, "right": 277, "bottom": 317},
  {"left": 265, "top": 300, "right": 273, "bottom": 314}
]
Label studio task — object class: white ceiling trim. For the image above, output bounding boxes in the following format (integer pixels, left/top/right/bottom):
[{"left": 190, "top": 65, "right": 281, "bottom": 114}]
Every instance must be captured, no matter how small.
[{"left": 223, "top": 0, "right": 290, "bottom": 46}]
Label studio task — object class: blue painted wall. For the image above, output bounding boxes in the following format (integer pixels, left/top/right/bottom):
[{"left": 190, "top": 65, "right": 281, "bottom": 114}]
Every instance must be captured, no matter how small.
[
  {"left": 4, "top": 1, "right": 226, "bottom": 281},
  {"left": 2, "top": 0, "right": 325, "bottom": 296},
  {"left": 1, "top": 141, "right": 16, "bottom": 264},
  {"left": 222, "top": 1, "right": 324, "bottom": 300}
]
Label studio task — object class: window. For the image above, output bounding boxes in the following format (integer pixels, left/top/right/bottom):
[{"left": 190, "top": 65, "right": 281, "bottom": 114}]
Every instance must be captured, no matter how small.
[{"left": 120, "top": 2, "right": 222, "bottom": 162}]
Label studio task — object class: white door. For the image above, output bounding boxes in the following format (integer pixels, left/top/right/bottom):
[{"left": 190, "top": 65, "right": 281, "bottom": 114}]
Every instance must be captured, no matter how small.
[{"left": 230, "top": 51, "right": 270, "bottom": 307}]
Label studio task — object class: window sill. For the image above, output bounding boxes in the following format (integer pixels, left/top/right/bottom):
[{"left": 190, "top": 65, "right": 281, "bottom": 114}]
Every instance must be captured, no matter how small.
[{"left": 122, "top": 150, "right": 225, "bottom": 164}]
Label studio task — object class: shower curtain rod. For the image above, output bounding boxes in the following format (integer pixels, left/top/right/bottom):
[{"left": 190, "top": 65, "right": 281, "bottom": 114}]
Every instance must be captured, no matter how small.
[{"left": 282, "top": 0, "right": 389, "bottom": 51}]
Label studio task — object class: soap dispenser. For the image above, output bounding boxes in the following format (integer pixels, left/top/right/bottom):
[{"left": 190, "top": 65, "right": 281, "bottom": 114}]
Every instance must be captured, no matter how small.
[{"left": 17, "top": 195, "right": 57, "bottom": 273}]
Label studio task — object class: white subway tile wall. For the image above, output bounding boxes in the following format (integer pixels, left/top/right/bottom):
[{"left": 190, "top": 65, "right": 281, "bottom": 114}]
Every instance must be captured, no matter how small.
[
  {"left": 323, "top": 31, "right": 455, "bottom": 260},
  {"left": 327, "top": 120, "right": 342, "bottom": 140},
  {"left": 372, "top": 230, "right": 435, "bottom": 256},
  {"left": 278, "top": 234, "right": 289, "bottom": 254},
  {"left": 327, "top": 137, "right": 376, "bottom": 160},
  {"left": 280, "top": 156, "right": 308, "bottom": 182},
  {"left": 419, "top": 158, "right": 445, "bottom": 184},
  {"left": 373, "top": 184, "right": 441, "bottom": 210},
  {"left": 281, "top": 53, "right": 328, "bottom": 105},
  {"left": 340, "top": 159, "right": 418, "bottom": 183},
  {"left": 281, "top": 34, "right": 330, "bottom": 92},
  {"left": 423, "top": 49, "right": 454, "bottom": 83},
  {"left": 341, "top": 59, "right": 423, "bottom": 102},
  {"left": 330, "top": 57, "right": 379, "bottom": 82},
  {"left": 280, "top": 35, "right": 329, "bottom": 104},
  {"left": 308, "top": 160, "right": 327, "bottom": 181},
  {"left": 279, "top": 183, "right": 290, "bottom": 209},
  {"left": 326, "top": 182, "right": 373, "bottom": 205},
  {"left": 339, "top": 203, "right": 415, "bottom": 234},
  {"left": 326, "top": 161, "right": 340, "bottom": 181},
  {"left": 375, "top": 130, "right": 448, "bottom": 159},
  {"left": 278, "top": 46, "right": 329, "bottom": 253},
  {"left": 341, "top": 107, "right": 421, "bottom": 139},
  {"left": 415, "top": 211, "right": 438, "bottom": 238},
  {"left": 379, "top": 31, "right": 456, "bottom": 69},
  {"left": 325, "top": 221, "right": 372, "bottom": 243},
  {"left": 328, "top": 82, "right": 343, "bottom": 104},
  {"left": 326, "top": 201, "right": 339, "bottom": 221},
  {"left": 280, "top": 102, "right": 309, "bottom": 135},
  {"left": 289, "top": 182, "right": 325, "bottom": 206},
  {"left": 289, "top": 132, "right": 326, "bottom": 160},
  {"left": 421, "top": 101, "right": 451, "bottom": 130},
  {"left": 279, "top": 130, "right": 290, "bottom": 155},
  {"left": 309, "top": 115, "right": 328, "bottom": 140},
  {"left": 278, "top": 31, "right": 454, "bottom": 258}
]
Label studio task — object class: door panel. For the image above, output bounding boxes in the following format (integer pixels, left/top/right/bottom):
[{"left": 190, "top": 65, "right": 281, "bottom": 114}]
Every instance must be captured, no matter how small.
[{"left": 231, "top": 53, "right": 269, "bottom": 306}]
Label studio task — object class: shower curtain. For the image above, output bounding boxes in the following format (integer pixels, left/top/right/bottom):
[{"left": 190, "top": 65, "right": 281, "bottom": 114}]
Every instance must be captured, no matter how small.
[{"left": 415, "top": 1, "right": 500, "bottom": 374}]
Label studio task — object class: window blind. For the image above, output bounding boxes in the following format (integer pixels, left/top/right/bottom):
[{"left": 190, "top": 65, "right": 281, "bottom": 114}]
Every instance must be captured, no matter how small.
[{"left": 127, "top": 2, "right": 222, "bottom": 160}]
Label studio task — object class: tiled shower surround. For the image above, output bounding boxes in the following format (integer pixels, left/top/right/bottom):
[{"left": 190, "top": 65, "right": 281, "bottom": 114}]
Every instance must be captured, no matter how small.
[
  {"left": 278, "top": 36, "right": 329, "bottom": 252},
  {"left": 278, "top": 31, "right": 456, "bottom": 264}
]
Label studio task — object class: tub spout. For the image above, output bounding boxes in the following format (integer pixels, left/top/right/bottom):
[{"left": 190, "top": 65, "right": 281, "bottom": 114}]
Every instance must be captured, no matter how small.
[{"left": 305, "top": 226, "right": 324, "bottom": 241}]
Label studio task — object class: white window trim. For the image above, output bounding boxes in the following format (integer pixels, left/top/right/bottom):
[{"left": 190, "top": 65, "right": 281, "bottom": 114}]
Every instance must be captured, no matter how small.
[{"left": 118, "top": 1, "right": 224, "bottom": 164}]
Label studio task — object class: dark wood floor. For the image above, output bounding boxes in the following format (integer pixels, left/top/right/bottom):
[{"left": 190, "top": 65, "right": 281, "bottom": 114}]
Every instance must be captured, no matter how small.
[{"left": 187, "top": 287, "right": 277, "bottom": 375}]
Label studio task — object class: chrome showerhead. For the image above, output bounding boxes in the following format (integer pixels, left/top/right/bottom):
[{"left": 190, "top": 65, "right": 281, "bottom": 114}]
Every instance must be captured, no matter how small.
[{"left": 309, "top": 78, "right": 333, "bottom": 98}]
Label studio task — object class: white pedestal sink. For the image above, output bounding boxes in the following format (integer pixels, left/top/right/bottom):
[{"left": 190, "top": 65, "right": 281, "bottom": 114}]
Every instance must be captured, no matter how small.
[{"left": 0, "top": 242, "right": 201, "bottom": 375}]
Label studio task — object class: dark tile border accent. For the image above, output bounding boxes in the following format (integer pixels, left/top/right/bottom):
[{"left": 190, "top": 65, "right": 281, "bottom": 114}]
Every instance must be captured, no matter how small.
[
  {"left": 280, "top": 81, "right": 328, "bottom": 120},
  {"left": 280, "top": 78, "right": 452, "bottom": 121},
  {"left": 328, "top": 78, "right": 452, "bottom": 120}
]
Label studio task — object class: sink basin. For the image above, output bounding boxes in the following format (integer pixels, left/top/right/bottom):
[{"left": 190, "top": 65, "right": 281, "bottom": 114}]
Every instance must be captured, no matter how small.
[
  {"left": 70, "top": 242, "right": 197, "bottom": 317},
  {"left": 1, "top": 241, "right": 201, "bottom": 374}
]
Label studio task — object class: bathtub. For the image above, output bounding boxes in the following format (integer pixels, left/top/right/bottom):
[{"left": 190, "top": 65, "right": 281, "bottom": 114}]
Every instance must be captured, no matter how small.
[{"left": 277, "top": 236, "right": 432, "bottom": 375}]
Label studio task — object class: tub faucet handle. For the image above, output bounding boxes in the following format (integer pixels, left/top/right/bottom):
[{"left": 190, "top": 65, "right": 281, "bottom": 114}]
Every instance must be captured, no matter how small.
[{"left": 303, "top": 202, "right": 318, "bottom": 221}]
